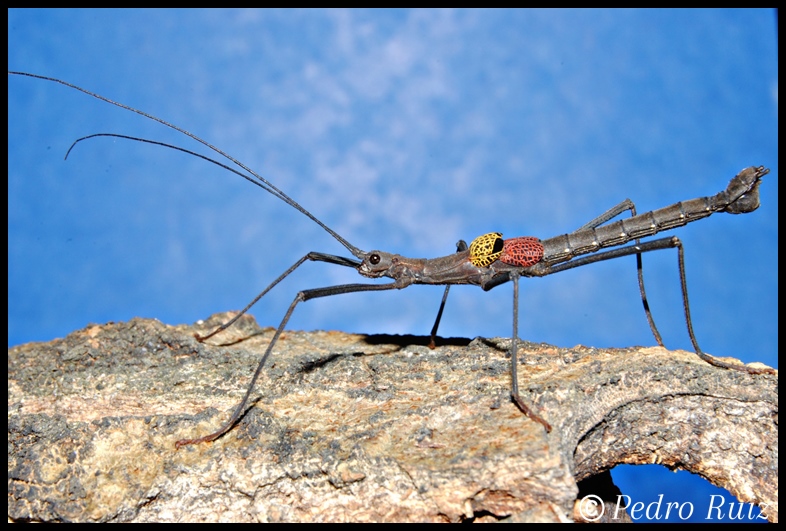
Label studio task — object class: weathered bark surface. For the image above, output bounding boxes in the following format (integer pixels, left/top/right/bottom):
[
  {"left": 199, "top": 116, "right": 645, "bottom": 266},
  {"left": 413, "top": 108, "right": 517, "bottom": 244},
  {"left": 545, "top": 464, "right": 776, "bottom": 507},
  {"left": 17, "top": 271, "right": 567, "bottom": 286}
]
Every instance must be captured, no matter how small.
[{"left": 8, "top": 313, "right": 777, "bottom": 522}]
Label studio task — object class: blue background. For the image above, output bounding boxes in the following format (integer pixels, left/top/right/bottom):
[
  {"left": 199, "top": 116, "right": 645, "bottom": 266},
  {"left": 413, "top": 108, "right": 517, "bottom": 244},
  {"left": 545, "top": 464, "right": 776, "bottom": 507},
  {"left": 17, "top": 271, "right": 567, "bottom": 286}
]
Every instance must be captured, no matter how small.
[{"left": 8, "top": 9, "right": 777, "bottom": 522}]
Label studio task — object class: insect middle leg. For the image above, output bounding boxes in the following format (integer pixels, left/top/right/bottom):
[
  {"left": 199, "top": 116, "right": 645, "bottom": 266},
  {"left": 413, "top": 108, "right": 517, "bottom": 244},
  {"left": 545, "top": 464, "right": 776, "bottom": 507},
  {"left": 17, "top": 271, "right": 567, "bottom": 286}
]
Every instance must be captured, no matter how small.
[
  {"left": 509, "top": 271, "right": 552, "bottom": 432},
  {"left": 428, "top": 239, "right": 469, "bottom": 348}
]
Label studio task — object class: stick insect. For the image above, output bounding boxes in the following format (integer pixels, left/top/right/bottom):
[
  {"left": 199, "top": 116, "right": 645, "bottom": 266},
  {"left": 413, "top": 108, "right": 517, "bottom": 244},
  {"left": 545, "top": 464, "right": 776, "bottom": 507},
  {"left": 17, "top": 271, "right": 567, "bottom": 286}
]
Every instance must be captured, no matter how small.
[{"left": 9, "top": 72, "right": 775, "bottom": 449}]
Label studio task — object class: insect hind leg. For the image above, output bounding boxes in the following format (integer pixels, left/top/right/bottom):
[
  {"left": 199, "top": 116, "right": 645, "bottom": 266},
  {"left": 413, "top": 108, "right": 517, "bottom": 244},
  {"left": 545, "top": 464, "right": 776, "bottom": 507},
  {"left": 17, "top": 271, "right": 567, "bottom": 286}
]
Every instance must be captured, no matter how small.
[
  {"left": 575, "top": 198, "right": 665, "bottom": 348},
  {"left": 543, "top": 237, "right": 776, "bottom": 376}
]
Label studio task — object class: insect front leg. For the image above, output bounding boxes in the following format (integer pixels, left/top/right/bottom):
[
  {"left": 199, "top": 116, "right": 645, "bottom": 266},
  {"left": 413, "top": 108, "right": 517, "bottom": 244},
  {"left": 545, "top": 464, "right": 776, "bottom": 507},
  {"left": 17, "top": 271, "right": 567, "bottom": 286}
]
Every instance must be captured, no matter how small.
[
  {"left": 177, "top": 280, "right": 400, "bottom": 448},
  {"left": 195, "top": 252, "right": 361, "bottom": 342}
]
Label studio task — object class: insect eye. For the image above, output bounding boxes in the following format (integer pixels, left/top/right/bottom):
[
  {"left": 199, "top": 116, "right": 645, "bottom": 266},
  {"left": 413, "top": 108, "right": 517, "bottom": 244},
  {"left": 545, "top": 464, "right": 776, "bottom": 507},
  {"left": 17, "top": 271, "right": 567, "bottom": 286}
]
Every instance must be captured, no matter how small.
[{"left": 369, "top": 254, "right": 381, "bottom": 265}]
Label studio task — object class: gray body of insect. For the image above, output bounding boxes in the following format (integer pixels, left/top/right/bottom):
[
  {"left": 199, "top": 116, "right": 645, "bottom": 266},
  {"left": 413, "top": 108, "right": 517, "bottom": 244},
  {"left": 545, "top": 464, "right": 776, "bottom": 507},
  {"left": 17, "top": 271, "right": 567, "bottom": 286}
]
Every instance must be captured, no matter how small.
[{"left": 8, "top": 72, "right": 774, "bottom": 449}]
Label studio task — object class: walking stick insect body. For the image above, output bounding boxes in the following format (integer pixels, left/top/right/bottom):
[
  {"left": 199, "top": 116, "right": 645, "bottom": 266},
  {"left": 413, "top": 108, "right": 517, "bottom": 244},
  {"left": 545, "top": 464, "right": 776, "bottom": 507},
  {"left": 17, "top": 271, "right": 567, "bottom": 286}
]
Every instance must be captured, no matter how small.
[{"left": 8, "top": 71, "right": 776, "bottom": 449}]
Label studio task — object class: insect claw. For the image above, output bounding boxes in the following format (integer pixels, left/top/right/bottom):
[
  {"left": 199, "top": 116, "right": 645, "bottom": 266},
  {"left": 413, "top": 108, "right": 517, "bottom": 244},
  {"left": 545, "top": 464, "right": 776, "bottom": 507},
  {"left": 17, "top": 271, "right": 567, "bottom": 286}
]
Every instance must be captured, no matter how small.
[
  {"left": 175, "top": 437, "right": 203, "bottom": 449},
  {"left": 697, "top": 352, "right": 776, "bottom": 375},
  {"left": 175, "top": 429, "right": 227, "bottom": 449},
  {"left": 512, "top": 393, "right": 552, "bottom": 433}
]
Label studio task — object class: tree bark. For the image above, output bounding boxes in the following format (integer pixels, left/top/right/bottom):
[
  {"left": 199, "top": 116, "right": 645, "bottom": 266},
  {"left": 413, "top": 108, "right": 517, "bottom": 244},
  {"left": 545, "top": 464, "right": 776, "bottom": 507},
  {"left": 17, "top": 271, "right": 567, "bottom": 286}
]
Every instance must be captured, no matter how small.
[{"left": 8, "top": 313, "right": 777, "bottom": 522}]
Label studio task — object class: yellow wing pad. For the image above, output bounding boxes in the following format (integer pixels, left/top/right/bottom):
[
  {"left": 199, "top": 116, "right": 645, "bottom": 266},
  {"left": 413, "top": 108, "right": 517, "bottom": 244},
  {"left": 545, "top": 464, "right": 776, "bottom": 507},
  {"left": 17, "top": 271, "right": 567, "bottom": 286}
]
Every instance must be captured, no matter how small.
[{"left": 469, "top": 232, "right": 504, "bottom": 267}]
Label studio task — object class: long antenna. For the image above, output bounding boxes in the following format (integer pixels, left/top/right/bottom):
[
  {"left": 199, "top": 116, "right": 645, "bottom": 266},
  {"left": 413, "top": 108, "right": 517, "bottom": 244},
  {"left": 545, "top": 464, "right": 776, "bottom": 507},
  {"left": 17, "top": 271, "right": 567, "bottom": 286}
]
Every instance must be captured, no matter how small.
[{"left": 8, "top": 71, "right": 366, "bottom": 259}]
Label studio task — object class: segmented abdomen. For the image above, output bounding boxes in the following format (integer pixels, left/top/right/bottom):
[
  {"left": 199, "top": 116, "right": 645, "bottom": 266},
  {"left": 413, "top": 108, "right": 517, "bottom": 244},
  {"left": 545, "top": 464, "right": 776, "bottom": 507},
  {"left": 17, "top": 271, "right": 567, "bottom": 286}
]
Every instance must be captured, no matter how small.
[{"left": 500, "top": 237, "right": 544, "bottom": 267}]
